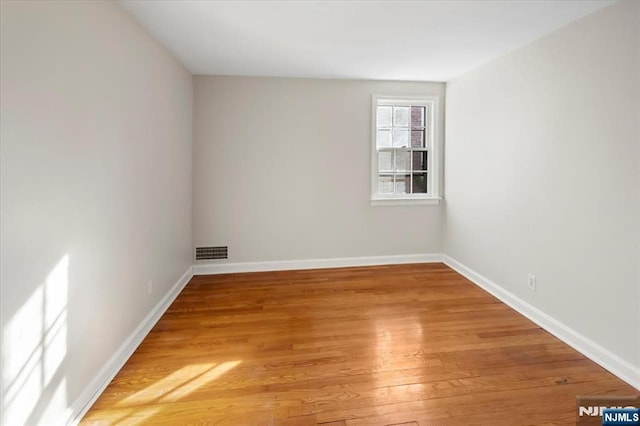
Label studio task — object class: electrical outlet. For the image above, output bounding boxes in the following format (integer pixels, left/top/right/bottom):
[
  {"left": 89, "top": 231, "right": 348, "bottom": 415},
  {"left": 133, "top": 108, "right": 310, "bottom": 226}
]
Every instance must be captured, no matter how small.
[
  {"left": 147, "top": 280, "right": 153, "bottom": 296},
  {"left": 527, "top": 274, "right": 536, "bottom": 291}
]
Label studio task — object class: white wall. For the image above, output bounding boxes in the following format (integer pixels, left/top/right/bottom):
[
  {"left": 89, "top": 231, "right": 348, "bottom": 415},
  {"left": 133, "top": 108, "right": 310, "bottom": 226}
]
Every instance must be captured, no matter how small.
[
  {"left": 445, "top": 0, "right": 639, "bottom": 371},
  {"left": 193, "top": 76, "right": 444, "bottom": 264},
  {"left": 0, "top": 1, "right": 192, "bottom": 424}
]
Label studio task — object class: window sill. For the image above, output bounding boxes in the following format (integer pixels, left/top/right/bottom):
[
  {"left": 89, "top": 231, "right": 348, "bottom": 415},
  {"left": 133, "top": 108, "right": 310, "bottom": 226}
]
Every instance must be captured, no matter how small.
[{"left": 370, "top": 197, "right": 441, "bottom": 206}]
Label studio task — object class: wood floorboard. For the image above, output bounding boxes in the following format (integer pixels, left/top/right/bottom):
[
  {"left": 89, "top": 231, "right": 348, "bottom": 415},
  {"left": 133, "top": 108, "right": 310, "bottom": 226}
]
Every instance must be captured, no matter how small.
[{"left": 81, "top": 263, "right": 637, "bottom": 425}]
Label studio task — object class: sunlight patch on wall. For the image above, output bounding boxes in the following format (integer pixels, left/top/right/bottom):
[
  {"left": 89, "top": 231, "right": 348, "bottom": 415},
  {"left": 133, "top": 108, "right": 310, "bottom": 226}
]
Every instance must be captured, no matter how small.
[
  {"left": 1, "top": 255, "right": 70, "bottom": 425},
  {"left": 39, "top": 377, "right": 69, "bottom": 422}
]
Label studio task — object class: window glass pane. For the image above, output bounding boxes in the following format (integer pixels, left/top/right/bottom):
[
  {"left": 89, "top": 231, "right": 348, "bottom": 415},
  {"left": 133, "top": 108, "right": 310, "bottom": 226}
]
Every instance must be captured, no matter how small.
[
  {"left": 412, "top": 173, "right": 428, "bottom": 194},
  {"left": 377, "top": 106, "right": 392, "bottom": 128},
  {"left": 411, "top": 130, "right": 425, "bottom": 148},
  {"left": 395, "top": 174, "right": 411, "bottom": 194},
  {"left": 395, "top": 151, "right": 410, "bottom": 172},
  {"left": 393, "top": 106, "right": 410, "bottom": 126},
  {"left": 392, "top": 128, "right": 409, "bottom": 148},
  {"left": 412, "top": 151, "right": 427, "bottom": 171},
  {"left": 378, "top": 151, "right": 393, "bottom": 172},
  {"left": 378, "top": 175, "right": 394, "bottom": 194},
  {"left": 411, "top": 106, "right": 425, "bottom": 127},
  {"left": 377, "top": 129, "right": 392, "bottom": 148}
]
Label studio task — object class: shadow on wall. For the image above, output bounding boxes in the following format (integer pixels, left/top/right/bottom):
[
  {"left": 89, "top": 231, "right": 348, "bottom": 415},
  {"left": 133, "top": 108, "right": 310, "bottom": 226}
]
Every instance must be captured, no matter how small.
[{"left": 2, "top": 254, "right": 70, "bottom": 424}]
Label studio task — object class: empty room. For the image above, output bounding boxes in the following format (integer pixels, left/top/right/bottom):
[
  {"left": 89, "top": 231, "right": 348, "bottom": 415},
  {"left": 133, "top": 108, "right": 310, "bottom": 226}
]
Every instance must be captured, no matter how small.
[{"left": 1, "top": 0, "right": 639, "bottom": 425}]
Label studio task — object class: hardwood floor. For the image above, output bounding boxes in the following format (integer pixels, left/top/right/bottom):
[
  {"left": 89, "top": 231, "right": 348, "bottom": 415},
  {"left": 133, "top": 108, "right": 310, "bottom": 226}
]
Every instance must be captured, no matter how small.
[{"left": 82, "top": 263, "right": 636, "bottom": 425}]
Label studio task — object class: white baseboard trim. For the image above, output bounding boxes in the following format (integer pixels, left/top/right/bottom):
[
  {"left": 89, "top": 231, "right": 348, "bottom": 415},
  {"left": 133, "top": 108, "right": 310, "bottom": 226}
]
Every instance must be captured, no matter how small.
[
  {"left": 68, "top": 266, "right": 194, "bottom": 425},
  {"left": 443, "top": 255, "right": 640, "bottom": 391},
  {"left": 193, "top": 253, "right": 444, "bottom": 275}
]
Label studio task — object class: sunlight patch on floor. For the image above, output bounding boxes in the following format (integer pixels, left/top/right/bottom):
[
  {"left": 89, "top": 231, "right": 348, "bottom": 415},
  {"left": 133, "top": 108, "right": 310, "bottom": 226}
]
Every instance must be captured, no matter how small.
[
  {"left": 84, "top": 361, "right": 242, "bottom": 425},
  {"left": 117, "top": 360, "right": 242, "bottom": 407}
]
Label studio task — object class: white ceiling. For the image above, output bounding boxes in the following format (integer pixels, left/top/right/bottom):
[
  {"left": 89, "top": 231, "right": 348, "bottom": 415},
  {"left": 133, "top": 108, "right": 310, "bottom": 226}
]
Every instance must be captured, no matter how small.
[{"left": 120, "top": 0, "right": 614, "bottom": 82}]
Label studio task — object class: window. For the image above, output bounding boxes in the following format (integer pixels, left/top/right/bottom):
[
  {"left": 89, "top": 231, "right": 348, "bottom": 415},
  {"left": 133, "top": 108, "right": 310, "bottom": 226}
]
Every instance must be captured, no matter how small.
[{"left": 371, "top": 95, "right": 440, "bottom": 205}]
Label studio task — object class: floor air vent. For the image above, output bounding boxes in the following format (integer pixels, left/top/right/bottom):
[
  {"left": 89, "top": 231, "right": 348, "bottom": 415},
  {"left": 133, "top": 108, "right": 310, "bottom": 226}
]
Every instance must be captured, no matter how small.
[{"left": 195, "top": 246, "right": 228, "bottom": 260}]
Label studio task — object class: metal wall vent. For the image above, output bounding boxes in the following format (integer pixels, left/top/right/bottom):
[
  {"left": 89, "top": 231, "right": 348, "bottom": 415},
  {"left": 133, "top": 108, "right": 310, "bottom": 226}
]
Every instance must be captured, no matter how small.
[{"left": 195, "top": 246, "right": 228, "bottom": 261}]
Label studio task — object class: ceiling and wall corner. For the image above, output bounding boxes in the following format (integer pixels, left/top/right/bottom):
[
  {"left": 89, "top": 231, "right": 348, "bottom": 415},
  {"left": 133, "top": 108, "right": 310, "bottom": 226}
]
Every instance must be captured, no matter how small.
[{"left": 119, "top": 0, "right": 614, "bottom": 82}]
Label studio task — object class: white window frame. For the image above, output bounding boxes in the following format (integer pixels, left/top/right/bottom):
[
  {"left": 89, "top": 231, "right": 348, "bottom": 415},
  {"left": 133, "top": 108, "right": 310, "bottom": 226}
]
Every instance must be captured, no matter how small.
[{"left": 370, "top": 94, "right": 441, "bottom": 206}]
